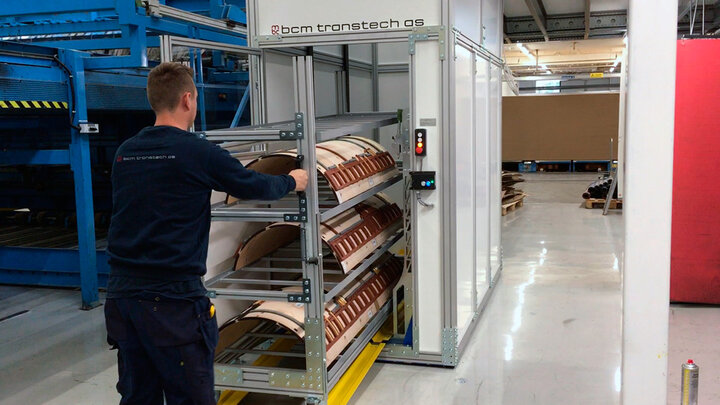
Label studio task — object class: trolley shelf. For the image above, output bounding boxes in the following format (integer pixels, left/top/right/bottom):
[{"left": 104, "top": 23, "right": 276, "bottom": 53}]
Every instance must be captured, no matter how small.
[
  {"left": 323, "top": 230, "right": 403, "bottom": 304},
  {"left": 211, "top": 299, "right": 393, "bottom": 393},
  {"left": 210, "top": 207, "right": 292, "bottom": 222},
  {"left": 210, "top": 174, "right": 402, "bottom": 223},
  {"left": 203, "top": 112, "right": 399, "bottom": 143},
  {"left": 204, "top": 230, "right": 402, "bottom": 303},
  {"left": 319, "top": 174, "right": 402, "bottom": 222}
]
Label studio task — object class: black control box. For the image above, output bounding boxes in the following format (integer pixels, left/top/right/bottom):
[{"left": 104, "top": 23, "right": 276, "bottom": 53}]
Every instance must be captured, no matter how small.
[{"left": 410, "top": 171, "right": 436, "bottom": 190}]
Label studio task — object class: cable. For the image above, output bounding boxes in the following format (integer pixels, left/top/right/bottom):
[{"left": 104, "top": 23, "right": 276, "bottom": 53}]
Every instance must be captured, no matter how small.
[{"left": 52, "top": 55, "right": 81, "bottom": 131}]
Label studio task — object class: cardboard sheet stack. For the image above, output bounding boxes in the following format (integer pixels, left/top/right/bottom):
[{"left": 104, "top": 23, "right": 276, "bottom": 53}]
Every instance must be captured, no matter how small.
[{"left": 502, "top": 172, "right": 527, "bottom": 215}]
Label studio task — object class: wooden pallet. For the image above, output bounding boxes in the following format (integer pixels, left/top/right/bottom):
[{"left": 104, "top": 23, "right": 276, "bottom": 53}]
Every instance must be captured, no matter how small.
[
  {"left": 502, "top": 195, "right": 526, "bottom": 216},
  {"left": 584, "top": 198, "right": 623, "bottom": 209}
]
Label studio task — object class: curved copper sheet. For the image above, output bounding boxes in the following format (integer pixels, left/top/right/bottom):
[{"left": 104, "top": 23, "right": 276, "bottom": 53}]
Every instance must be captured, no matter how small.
[
  {"left": 227, "top": 136, "right": 399, "bottom": 204},
  {"left": 217, "top": 255, "right": 402, "bottom": 364},
  {"left": 234, "top": 194, "right": 402, "bottom": 273}
]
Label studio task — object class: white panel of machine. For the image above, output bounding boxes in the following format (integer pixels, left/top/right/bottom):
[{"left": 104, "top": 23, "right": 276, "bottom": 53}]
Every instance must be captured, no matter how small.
[
  {"left": 349, "top": 69, "right": 373, "bottom": 111},
  {"left": 254, "top": 0, "right": 441, "bottom": 37},
  {"left": 349, "top": 44, "right": 373, "bottom": 64},
  {"left": 475, "top": 57, "right": 491, "bottom": 305},
  {"left": 263, "top": 51, "right": 295, "bottom": 122},
  {"left": 315, "top": 45, "right": 344, "bottom": 58},
  {"left": 453, "top": 45, "right": 476, "bottom": 338},
  {"left": 452, "top": 0, "right": 482, "bottom": 42},
  {"left": 313, "top": 62, "right": 341, "bottom": 116},
  {"left": 489, "top": 64, "right": 502, "bottom": 278},
  {"left": 413, "top": 40, "right": 444, "bottom": 354},
  {"left": 378, "top": 42, "right": 411, "bottom": 65},
  {"left": 378, "top": 72, "right": 409, "bottom": 152},
  {"left": 482, "top": 0, "right": 502, "bottom": 57}
]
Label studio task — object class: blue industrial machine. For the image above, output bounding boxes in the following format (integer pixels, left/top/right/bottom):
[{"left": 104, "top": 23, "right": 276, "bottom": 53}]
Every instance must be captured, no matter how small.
[{"left": 0, "top": 0, "right": 252, "bottom": 308}]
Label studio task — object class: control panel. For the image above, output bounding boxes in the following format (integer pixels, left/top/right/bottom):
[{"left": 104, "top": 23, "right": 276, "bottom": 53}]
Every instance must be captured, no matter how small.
[
  {"left": 414, "top": 128, "right": 426, "bottom": 156},
  {"left": 410, "top": 171, "right": 436, "bottom": 190}
]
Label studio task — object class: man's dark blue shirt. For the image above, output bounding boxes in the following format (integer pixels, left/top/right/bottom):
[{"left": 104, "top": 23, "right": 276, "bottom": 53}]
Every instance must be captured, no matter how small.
[{"left": 106, "top": 126, "right": 295, "bottom": 298}]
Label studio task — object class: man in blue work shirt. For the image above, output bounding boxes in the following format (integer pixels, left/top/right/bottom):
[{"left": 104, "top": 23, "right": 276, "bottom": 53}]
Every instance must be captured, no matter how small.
[{"left": 104, "top": 62, "right": 308, "bottom": 405}]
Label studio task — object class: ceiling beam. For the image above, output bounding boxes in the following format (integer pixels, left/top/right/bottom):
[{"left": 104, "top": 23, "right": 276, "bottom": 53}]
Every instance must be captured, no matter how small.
[
  {"left": 584, "top": 0, "right": 591, "bottom": 39},
  {"left": 503, "top": 14, "right": 512, "bottom": 43},
  {"left": 523, "top": 0, "right": 550, "bottom": 41}
]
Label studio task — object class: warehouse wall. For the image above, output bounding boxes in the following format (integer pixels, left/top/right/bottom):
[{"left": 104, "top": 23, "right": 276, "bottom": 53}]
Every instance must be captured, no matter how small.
[{"left": 502, "top": 93, "right": 619, "bottom": 161}]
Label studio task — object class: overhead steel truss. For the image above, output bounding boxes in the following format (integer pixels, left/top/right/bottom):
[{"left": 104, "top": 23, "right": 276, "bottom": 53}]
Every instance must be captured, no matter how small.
[{"left": 505, "top": 4, "right": 720, "bottom": 43}]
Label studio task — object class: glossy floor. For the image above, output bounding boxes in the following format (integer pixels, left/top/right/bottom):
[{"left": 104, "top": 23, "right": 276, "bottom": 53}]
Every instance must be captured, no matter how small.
[
  {"left": 352, "top": 173, "right": 624, "bottom": 405},
  {"left": 0, "top": 173, "right": 718, "bottom": 404}
]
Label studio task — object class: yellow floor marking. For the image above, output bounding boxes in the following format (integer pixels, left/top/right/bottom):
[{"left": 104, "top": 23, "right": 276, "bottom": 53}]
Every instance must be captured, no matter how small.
[{"left": 327, "top": 328, "right": 393, "bottom": 405}]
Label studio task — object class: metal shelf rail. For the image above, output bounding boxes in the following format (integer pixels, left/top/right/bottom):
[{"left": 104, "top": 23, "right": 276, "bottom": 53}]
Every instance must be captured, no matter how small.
[{"left": 206, "top": 55, "right": 402, "bottom": 403}]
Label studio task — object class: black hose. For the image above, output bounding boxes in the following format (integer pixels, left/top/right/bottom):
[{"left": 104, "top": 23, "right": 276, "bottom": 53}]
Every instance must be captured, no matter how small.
[{"left": 52, "top": 55, "right": 82, "bottom": 131}]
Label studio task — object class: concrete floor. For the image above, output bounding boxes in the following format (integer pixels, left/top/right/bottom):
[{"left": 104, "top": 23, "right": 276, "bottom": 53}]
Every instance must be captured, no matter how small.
[{"left": 0, "top": 172, "right": 717, "bottom": 404}]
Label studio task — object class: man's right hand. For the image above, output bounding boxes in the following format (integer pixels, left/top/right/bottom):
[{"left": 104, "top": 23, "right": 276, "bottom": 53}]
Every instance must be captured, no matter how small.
[{"left": 289, "top": 169, "right": 309, "bottom": 192}]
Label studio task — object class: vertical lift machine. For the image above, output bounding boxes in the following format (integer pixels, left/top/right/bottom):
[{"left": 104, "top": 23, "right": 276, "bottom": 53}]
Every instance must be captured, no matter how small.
[{"left": 200, "top": 0, "right": 505, "bottom": 403}]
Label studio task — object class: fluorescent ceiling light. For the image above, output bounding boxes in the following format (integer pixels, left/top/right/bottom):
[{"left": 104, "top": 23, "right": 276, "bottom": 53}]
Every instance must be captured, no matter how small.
[{"left": 612, "top": 56, "right": 622, "bottom": 68}]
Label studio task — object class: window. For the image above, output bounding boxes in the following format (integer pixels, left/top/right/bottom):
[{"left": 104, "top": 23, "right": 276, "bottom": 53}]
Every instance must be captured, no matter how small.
[{"left": 536, "top": 80, "right": 560, "bottom": 94}]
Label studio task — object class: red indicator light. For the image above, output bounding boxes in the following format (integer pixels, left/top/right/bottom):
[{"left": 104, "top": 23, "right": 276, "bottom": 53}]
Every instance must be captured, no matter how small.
[{"left": 416, "top": 146, "right": 423, "bottom": 154}]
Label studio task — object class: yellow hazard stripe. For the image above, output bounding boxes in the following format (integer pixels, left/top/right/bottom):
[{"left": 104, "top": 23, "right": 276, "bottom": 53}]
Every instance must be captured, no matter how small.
[{"left": 0, "top": 100, "right": 68, "bottom": 109}]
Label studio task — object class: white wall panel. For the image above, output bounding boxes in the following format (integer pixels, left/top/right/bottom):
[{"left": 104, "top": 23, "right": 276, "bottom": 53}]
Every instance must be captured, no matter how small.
[
  {"left": 378, "top": 72, "right": 409, "bottom": 153},
  {"left": 315, "top": 45, "right": 344, "bottom": 58},
  {"left": 452, "top": 0, "right": 482, "bottom": 42},
  {"left": 475, "top": 57, "right": 491, "bottom": 306},
  {"left": 489, "top": 64, "right": 502, "bottom": 279},
  {"left": 349, "top": 68, "right": 373, "bottom": 111},
  {"left": 313, "top": 62, "right": 341, "bottom": 116},
  {"left": 482, "top": 0, "right": 502, "bottom": 57},
  {"left": 263, "top": 51, "right": 295, "bottom": 122},
  {"left": 453, "top": 45, "right": 477, "bottom": 337},
  {"left": 349, "top": 44, "right": 373, "bottom": 64},
  {"left": 378, "top": 42, "right": 410, "bottom": 64},
  {"left": 413, "top": 41, "right": 444, "bottom": 353}
]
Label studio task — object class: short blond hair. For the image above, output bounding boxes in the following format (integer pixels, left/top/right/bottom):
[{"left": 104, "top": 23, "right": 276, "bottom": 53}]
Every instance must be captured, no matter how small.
[{"left": 146, "top": 62, "right": 196, "bottom": 113}]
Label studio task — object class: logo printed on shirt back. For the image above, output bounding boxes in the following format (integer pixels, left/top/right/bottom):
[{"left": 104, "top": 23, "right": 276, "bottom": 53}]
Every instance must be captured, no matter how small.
[{"left": 116, "top": 154, "right": 176, "bottom": 162}]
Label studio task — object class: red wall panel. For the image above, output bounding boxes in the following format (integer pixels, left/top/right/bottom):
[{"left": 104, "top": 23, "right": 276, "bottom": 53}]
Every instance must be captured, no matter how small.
[{"left": 671, "top": 38, "right": 720, "bottom": 304}]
